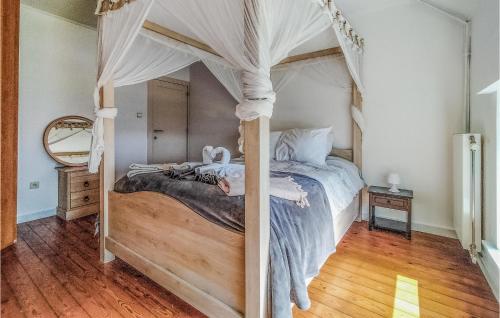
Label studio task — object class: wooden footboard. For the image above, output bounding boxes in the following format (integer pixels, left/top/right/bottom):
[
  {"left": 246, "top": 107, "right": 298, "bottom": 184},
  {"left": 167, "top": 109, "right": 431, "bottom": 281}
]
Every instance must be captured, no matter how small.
[{"left": 106, "top": 191, "right": 244, "bottom": 318}]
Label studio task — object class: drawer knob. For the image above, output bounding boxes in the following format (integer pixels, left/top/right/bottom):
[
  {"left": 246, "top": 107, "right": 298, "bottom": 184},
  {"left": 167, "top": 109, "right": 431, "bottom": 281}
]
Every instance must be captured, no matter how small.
[
  {"left": 84, "top": 196, "right": 90, "bottom": 202},
  {"left": 84, "top": 181, "right": 90, "bottom": 187},
  {"left": 386, "top": 199, "right": 391, "bottom": 204}
]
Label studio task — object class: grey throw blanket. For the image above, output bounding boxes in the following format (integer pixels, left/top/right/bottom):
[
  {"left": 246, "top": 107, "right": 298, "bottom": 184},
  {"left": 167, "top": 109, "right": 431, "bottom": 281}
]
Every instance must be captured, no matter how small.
[{"left": 115, "top": 170, "right": 334, "bottom": 318}]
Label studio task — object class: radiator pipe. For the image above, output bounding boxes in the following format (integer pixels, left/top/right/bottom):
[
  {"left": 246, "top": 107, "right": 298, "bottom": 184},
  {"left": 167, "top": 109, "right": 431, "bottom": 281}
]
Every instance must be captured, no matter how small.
[{"left": 469, "top": 135, "right": 478, "bottom": 263}]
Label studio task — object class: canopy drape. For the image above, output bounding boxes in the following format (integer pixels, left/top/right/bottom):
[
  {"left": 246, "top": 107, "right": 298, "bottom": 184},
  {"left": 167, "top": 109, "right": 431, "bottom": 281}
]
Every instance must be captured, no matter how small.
[
  {"left": 90, "top": 0, "right": 365, "bottom": 172},
  {"left": 89, "top": 0, "right": 154, "bottom": 172}
]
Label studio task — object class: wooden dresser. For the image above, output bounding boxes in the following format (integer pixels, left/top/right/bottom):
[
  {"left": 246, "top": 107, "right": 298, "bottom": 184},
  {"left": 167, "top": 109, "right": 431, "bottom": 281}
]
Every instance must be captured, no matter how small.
[{"left": 57, "top": 166, "right": 100, "bottom": 220}]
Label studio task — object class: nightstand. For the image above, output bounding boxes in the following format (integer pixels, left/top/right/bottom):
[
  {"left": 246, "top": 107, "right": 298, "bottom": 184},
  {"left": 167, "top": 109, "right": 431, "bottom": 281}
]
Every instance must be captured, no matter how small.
[{"left": 368, "top": 186, "right": 414, "bottom": 239}]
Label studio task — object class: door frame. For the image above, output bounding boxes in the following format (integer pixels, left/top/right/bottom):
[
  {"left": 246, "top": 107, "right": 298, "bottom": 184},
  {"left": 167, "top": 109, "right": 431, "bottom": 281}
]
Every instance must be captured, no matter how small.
[
  {"left": 147, "top": 76, "right": 190, "bottom": 164},
  {"left": 1, "top": 0, "right": 20, "bottom": 249}
]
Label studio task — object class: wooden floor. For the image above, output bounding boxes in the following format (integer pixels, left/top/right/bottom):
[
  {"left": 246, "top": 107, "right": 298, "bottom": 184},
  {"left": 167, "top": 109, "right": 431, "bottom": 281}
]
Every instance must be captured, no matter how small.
[{"left": 1, "top": 216, "right": 498, "bottom": 318}]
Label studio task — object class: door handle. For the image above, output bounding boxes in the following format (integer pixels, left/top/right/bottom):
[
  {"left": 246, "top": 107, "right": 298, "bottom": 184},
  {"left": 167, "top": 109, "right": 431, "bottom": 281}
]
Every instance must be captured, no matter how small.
[{"left": 153, "top": 129, "right": 164, "bottom": 133}]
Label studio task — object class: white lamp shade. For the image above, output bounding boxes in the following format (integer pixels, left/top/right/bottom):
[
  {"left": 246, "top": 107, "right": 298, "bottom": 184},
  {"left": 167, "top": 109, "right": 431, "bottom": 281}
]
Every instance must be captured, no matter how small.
[
  {"left": 387, "top": 173, "right": 400, "bottom": 185},
  {"left": 387, "top": 173, "right": 401, "bottom": 193}
]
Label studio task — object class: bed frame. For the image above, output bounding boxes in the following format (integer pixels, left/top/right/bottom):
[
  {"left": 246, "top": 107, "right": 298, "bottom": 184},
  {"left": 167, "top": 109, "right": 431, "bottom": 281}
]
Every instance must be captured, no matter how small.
[
  {"left": 105, "top": 150, "right": 361, "bottom": 318},
  {"left": 106, "top": 191, "right": 245, "bottom": 317},
  {"left": 99, "top": 19, "right": 364, "bottom": 318}
]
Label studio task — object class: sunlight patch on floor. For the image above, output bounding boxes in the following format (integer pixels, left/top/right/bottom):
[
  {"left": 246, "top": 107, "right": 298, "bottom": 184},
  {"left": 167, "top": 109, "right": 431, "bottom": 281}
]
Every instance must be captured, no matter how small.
[{"left": 392, "top": 275, "right": 420, "bottom": 318}]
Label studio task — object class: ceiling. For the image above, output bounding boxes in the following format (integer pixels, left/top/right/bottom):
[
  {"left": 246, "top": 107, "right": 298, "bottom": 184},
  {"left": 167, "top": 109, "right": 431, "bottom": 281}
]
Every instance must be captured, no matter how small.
[
  {"left": 335, "top": 0, "right": 479, "bottom": 20},
  {"left": 21, "top": 0, "right": 480, "bottom": 56},
  {"left": 22, "top": 0, "right": 480, "bottom": 30},
  {"left": 21, "top": 0, "right": 97, "bottom": 27}
]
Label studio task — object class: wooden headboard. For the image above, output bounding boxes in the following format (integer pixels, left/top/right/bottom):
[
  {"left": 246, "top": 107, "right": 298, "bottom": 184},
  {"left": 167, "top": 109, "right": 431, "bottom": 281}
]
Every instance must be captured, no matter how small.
[
  {"left": 331, "top": 148, "right": 353, "bottom": 162},
  {"left": 329, "top": 83, "right": 362, "bottom": 168}
]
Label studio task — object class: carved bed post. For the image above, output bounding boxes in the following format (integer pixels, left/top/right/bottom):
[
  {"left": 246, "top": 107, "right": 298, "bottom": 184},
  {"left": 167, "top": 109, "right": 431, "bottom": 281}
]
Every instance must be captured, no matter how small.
[
  {"left": 352, "top": 83, "right": 364, "bottom": 221},
  {"left": 99, "top": 80, "right": 116, "bottom": 263},
  {"left": 243, "top": 0, "right": 271, "bottom": 317}
]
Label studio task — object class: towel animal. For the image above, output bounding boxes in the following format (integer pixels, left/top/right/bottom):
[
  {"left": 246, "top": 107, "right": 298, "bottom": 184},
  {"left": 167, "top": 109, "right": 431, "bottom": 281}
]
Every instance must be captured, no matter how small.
[{"left": 202, "top": 145, "right": 231, "bottom": 165}]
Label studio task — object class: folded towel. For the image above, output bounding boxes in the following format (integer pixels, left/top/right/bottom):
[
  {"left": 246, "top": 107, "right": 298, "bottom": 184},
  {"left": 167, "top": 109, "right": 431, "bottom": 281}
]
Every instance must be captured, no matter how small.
[
  {"left": 195, "top": 162, "right": 244, "bottom": 178},
  {"left": 127, "top": 163, "right": 174, "bottom": 178},
  {"left": 218, "top": 175, "right": 310, "bottom": 208},
  {"left": 195, "top": 163, "right": 225, "bottom": 177}
]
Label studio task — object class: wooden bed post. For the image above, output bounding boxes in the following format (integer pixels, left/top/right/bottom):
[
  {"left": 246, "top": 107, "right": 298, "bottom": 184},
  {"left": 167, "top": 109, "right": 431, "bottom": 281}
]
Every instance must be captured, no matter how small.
[
  {"left": 243, "top": 0, "right": 271, "bottom": 317},
  {"left": 352, "top": 83, "right": 364, "bottom": 221},
  {"left": 99, "top": 80, "right": 116, "bottom": 263},
  {"left": 244, "top": 118, "right": 270, "bottom": 318}
]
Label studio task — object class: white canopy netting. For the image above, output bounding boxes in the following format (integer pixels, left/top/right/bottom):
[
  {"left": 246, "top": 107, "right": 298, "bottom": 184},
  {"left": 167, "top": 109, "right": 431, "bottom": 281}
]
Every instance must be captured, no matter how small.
[{"left": 89, "top": 0, "right": 365, "bottom": 172}]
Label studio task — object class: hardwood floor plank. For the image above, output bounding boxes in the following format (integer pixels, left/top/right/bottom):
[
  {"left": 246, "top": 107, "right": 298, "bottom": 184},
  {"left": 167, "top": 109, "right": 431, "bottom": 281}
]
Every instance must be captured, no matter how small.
[
  {"left": 12, "top": 238, "right": 91, "bottom": 317},
  {"left": 30, "top": 217, "right": 205, "bottom": 318},
  {"left": 330, "top": 247, "right": 495, "bottom": 301},
  {"left": 341, "top": 228, "right": 487, "bottom": 281},
  {"left": 20, "top": 222, "right": 125, "bottom": 318},
  {"left": 26, "top": 220, "right": 178, "bottom": 318},
  {"left": 1, "top": 245, "right": 57, "bottom": 318},
  {"left": 295, "top": 298, "right": 354, "bottom": 318},
  {"left": 4, "top": 217, "right": 497, "bottom": 318},
  {"left": 307, "top": 286, "right": 384, "bottom": 318},
  {"left": 343, "top": 225, "right": 484, "bottom": 277},
  {"left": 1, "top": 271, "right": 25, "bottom": 318},
  {"left": 327, "top": 252, "right": 499, "bottom": 312},
  {"left": 317, "top": 264, "right": 497, "bottom": 317}
]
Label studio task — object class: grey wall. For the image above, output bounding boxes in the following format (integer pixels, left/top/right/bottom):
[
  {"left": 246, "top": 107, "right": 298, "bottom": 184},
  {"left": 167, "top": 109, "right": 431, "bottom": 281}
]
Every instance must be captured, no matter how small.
[
  {"left": 188, "top": 62, "right": 240, "bottom": 161},
  {"left": 115, "top": 68, "right": 191, "bottom": 179}
]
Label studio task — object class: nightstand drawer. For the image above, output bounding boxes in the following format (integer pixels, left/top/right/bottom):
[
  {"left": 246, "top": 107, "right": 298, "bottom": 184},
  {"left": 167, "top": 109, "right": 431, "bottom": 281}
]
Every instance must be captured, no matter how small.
[{"left": 373, "top": 195, "right": 408, "bottom": 210}]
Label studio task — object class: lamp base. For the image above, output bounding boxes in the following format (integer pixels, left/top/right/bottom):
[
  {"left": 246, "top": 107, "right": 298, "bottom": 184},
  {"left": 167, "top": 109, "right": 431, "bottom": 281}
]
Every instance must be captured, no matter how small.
[{"left": 388, "top": 184, "right": 400, "bottom": 193}]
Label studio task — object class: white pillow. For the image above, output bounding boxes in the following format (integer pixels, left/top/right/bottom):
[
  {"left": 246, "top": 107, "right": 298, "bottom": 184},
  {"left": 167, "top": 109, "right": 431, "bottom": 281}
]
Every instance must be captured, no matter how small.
[
  {"left": 269, "top": 131, "right": 282, "bottom": 159},
  {"left": 275, "top": 127, "right": 334, "bottom": 166}
]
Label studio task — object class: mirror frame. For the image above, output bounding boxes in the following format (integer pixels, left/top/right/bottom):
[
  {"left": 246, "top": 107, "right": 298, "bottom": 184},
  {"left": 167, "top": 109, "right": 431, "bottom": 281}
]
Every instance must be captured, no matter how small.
[{"left": 43, "top": 115, "right": 93, "bottom": 167}]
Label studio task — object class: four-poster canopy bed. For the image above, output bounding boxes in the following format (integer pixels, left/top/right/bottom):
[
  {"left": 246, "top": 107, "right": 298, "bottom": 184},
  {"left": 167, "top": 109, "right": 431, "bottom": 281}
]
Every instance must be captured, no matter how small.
[{"left": 91, "top": 1, "right": 365, "bottom": 317}]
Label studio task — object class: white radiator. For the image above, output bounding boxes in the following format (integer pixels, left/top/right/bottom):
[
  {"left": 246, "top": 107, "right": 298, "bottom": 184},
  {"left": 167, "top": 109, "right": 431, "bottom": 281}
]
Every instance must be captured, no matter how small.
[{"left": 453, "top": 134, "right": 482, "bottom": 262}]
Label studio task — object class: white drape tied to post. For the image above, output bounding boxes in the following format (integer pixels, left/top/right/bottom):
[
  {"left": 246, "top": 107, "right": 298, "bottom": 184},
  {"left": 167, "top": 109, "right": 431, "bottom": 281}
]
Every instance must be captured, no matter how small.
[
  {"left": 88, "top": 107, "right": 118, "bottom": 173},
  {"left": 236, "top": 69, "right": 276, "bottom": 153},
  {"left": 351, "top": 105, "right": 365, "bottom": 133},
  {"left": 236, "top": 69, "right": 276, "bottom": 121}
]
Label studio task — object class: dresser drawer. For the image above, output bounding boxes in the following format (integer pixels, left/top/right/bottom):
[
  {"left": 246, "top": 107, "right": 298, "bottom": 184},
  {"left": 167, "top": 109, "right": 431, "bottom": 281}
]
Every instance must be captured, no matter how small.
[
  {"left": 70, "top": 172, "right": 99, "bottom": 183},
  {"left": 372, "top": 195, "right": 408, "bottom": 210},
  {"left": 71, "top": 178, "right": 99, "bottom": 193},
  {"left": 70, "top": 189, "right": 99, "bottom": 209}
]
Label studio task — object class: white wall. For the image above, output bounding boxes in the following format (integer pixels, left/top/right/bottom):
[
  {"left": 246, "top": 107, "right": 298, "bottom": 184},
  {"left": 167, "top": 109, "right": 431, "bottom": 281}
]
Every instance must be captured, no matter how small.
[
  {"left": 18, "top": 6, "right": 96, "bottom": 222},
  {"left": 349, "top": 2, "right": 465, "bottom": 236},
  {"left": 470, "top": 0, "right": 499, "bottom": 246},
  {"left": 272, "top": 58, "right": 353, "bottom": 149}
]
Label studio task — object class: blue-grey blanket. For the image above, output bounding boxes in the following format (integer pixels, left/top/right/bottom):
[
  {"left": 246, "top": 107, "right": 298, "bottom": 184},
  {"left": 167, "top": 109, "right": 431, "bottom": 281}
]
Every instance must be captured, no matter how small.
[{"left": 114, "top": 170, "right": 335, "bottom": 318}]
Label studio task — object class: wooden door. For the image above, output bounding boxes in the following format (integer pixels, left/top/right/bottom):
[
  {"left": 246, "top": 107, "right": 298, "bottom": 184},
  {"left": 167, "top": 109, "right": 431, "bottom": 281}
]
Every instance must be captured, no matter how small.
[
  {"left": 148, "top": 78, "right": 188, "bottom": 164},
  {"left": 1, "top": 0, "right": 20, "bottom": 249}
]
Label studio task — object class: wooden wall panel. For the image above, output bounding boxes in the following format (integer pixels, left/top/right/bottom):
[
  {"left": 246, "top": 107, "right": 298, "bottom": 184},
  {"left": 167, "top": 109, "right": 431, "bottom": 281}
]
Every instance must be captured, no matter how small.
[{"left": 1, "top": 0, "right": 20, "bottom": 249}]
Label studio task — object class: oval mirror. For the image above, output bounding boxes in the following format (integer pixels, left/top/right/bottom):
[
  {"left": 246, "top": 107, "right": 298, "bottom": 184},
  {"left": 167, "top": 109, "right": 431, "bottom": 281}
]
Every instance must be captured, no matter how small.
[{"left": 43, "top": 116, "right": 93, "bottom": 166}]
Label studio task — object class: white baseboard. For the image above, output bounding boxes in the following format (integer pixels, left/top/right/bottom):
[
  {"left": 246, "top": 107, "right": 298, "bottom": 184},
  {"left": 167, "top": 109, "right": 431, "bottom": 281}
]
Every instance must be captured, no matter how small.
[
  {"left": 411, "top": 221, "right": 457, "bottom": 238},
  {"left": 17, "top": 208, "right": 56, "bottom": 224},
  {"left": 361, "top": 213, "right": 457, "bottom": 239},
  {"left": 478, "top": 240, "right": 500, "bottom": 301}
]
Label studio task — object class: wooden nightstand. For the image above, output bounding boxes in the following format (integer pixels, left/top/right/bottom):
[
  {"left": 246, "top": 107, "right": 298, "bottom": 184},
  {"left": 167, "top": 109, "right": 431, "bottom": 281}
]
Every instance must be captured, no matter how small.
[{"left": 368, "top": 186, "right": 414, "bottom": 239}]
